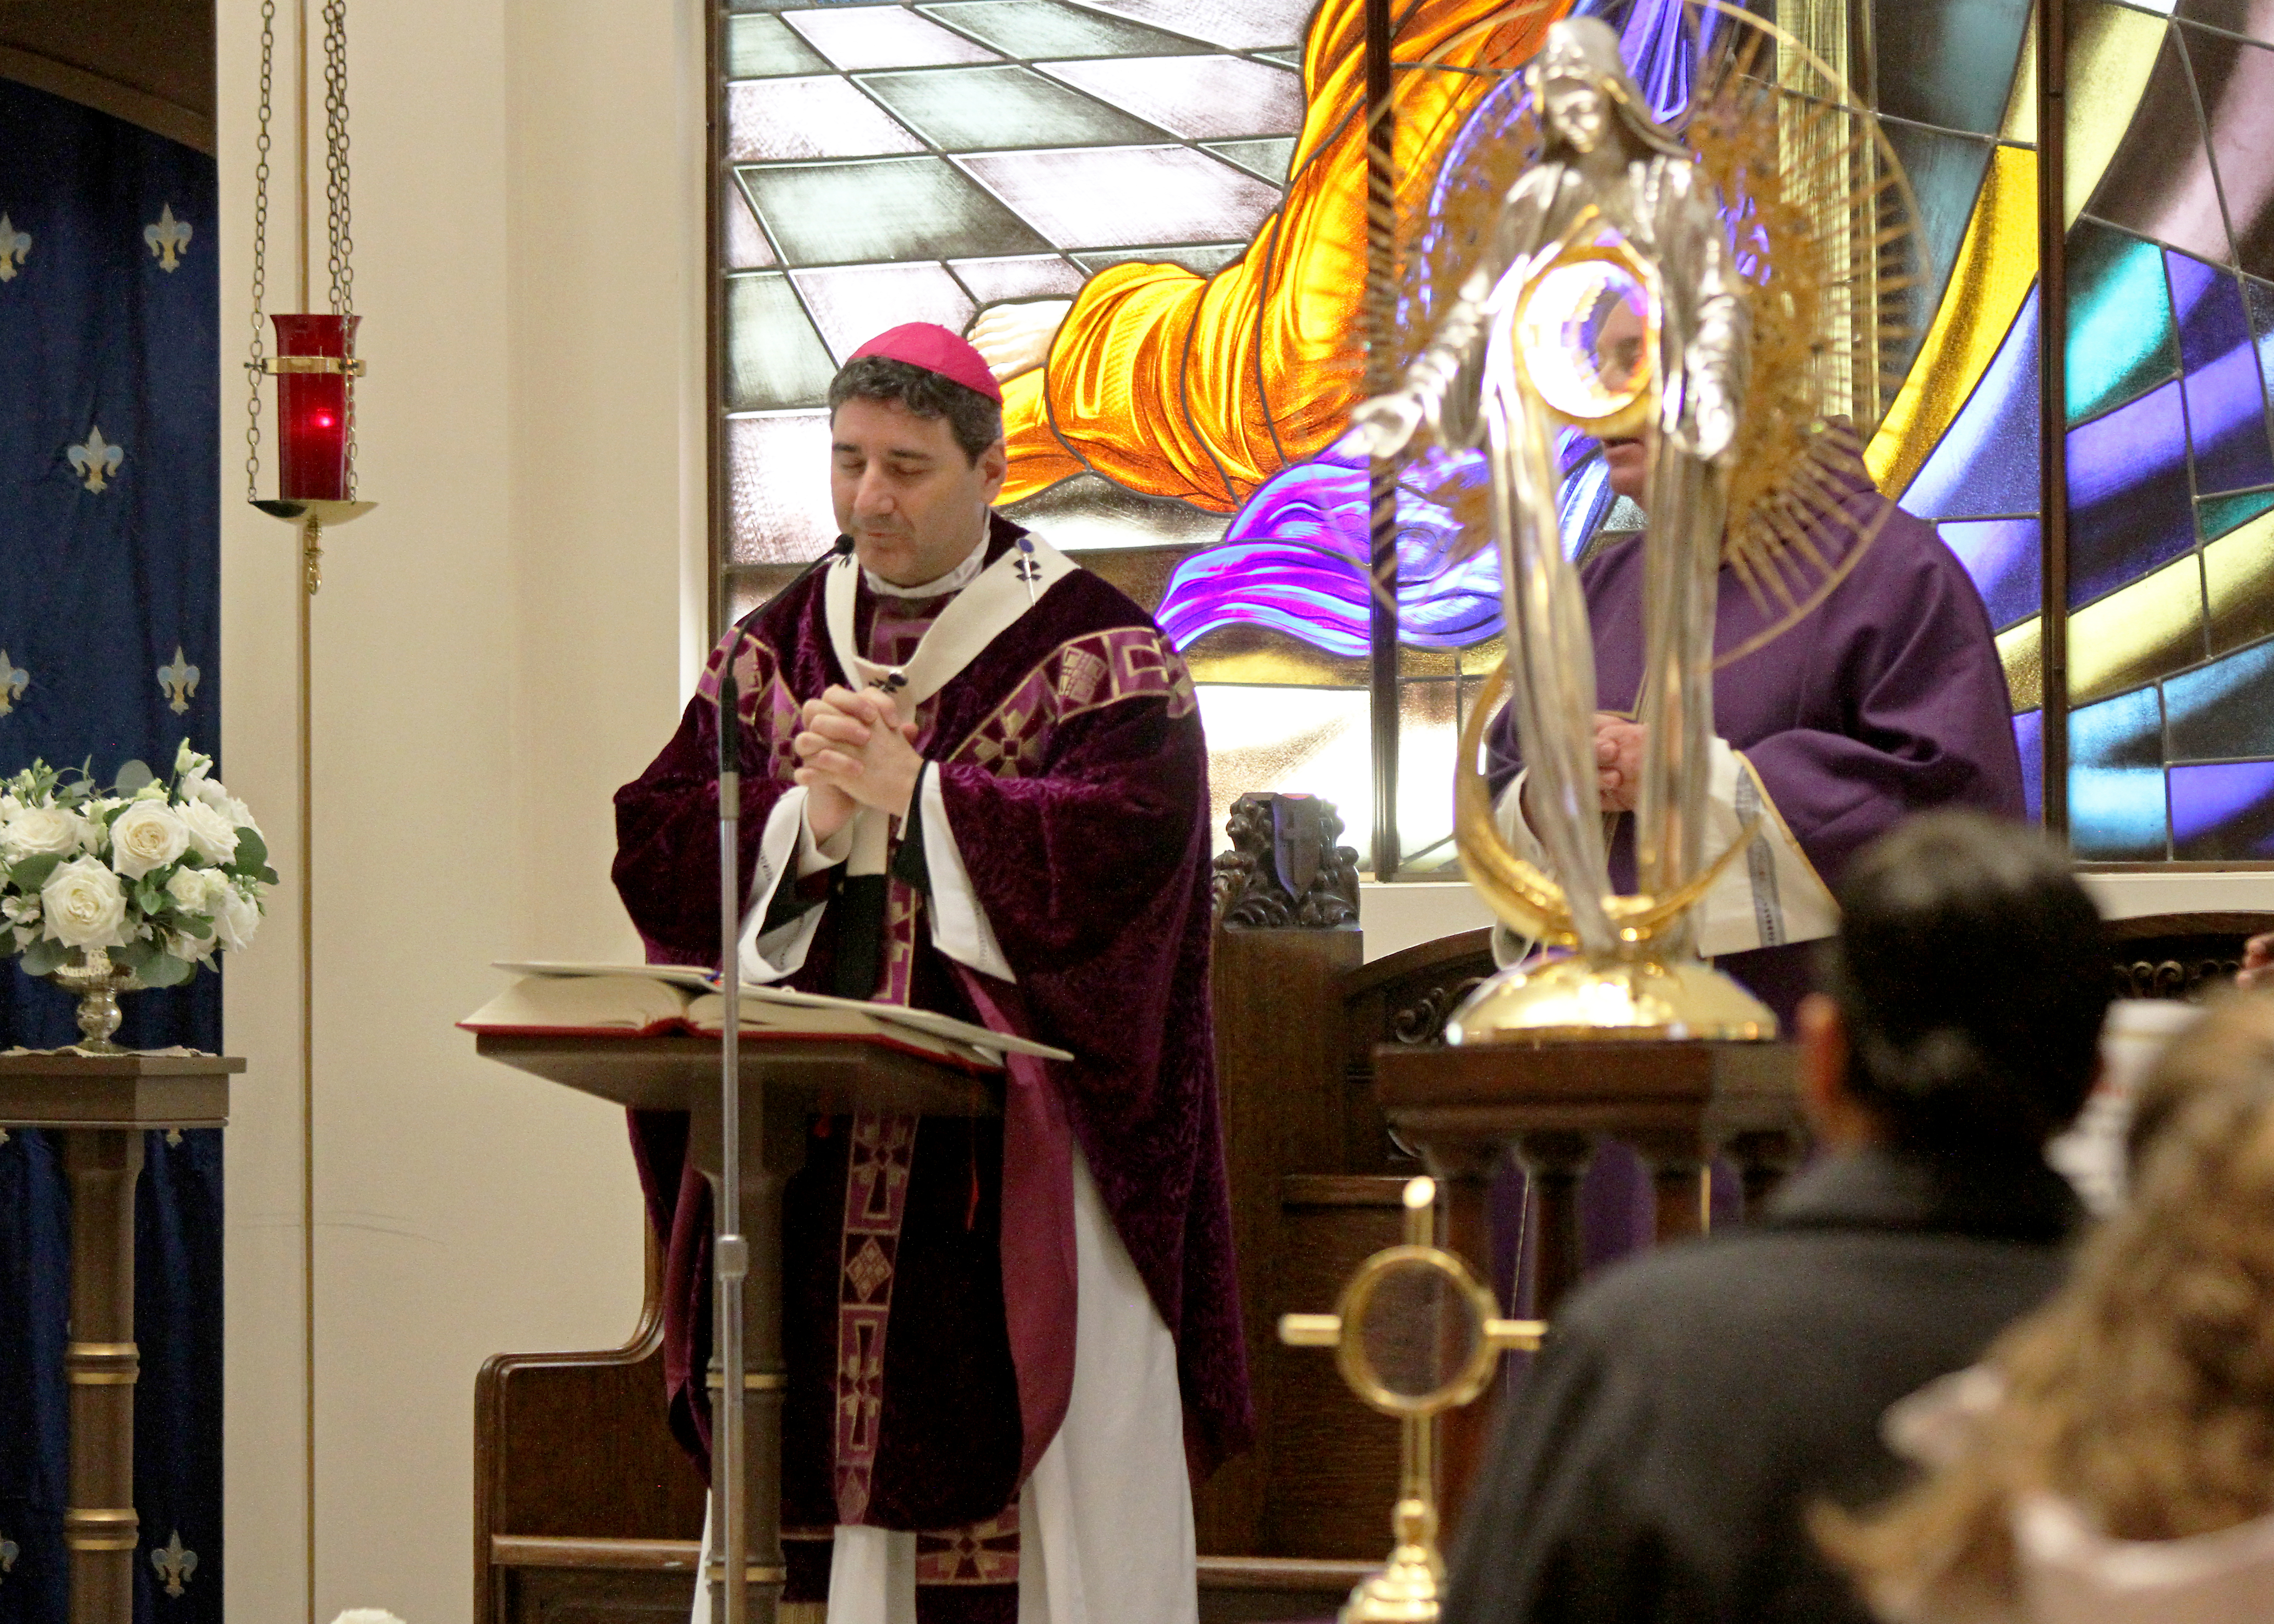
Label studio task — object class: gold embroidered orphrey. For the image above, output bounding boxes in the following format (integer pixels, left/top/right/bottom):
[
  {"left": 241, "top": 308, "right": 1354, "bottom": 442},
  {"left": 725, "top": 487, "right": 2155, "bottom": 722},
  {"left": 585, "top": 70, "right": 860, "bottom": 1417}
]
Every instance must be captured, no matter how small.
[{"left": 1351, "top": 2, "right": 1921, "bottom": 1041}]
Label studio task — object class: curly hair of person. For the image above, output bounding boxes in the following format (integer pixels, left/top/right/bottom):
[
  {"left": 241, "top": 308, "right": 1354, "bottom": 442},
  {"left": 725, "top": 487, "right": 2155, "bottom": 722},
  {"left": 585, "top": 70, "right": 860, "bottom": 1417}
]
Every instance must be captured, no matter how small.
[{"left": 1814, "top": 991, "right": 2274, "bottom": 1622}]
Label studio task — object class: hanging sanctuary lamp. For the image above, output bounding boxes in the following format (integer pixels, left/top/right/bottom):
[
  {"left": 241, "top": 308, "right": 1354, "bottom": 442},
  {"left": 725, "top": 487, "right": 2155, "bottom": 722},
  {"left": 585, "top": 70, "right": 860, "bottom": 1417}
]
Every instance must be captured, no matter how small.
[{"left": 245, "top": 0, "right": 372, "bottom": 590}]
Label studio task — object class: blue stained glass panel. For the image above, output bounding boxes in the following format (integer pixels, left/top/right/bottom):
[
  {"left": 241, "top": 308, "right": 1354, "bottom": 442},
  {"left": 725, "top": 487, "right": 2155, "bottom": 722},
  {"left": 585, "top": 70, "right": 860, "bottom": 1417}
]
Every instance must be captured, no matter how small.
[
  {"left": 2069, "top": 379, "right": 2196, "bottom": 605},
  {"left": 1904, "top": 291, "right": 2043, "bottom": 519},
  {"left": 2013, "top": 708, "right": 2043, "bottom": 824},
  {"left": 2067, "top": 220, "right": 2178, "bottom": 424},
  {"left": 2069, "top": 685, "right": 2168, "bottom": 859},
  {"left": 1939, "top": 516, "right": 2040, "bottom": 628},
  {"left": 2165, "top": 635, "right": 2274, "bottom": 758},
  {"left": 2170, "top": 761, "right": 2274, "bottom": 857}
]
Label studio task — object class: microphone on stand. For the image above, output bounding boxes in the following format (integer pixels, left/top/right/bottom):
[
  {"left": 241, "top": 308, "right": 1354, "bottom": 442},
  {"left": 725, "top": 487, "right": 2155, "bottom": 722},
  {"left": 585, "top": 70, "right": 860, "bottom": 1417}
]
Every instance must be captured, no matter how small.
[{"left": 713, "top": 665, "right": 750, "bottom": 1624}]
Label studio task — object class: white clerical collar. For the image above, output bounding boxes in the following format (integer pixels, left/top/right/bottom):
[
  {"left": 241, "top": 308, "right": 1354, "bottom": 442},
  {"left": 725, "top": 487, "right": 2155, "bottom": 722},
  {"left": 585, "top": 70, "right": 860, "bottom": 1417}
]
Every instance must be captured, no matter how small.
[{"left": 863, "top": 525, "right": 991, "bottom": 599}]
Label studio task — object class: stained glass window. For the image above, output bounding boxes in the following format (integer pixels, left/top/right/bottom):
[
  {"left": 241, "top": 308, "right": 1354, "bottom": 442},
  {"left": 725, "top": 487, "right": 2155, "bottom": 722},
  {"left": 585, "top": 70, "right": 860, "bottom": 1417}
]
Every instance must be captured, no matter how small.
[{"left": 710, "top": 0, "right": 2274, "bottom": 871}]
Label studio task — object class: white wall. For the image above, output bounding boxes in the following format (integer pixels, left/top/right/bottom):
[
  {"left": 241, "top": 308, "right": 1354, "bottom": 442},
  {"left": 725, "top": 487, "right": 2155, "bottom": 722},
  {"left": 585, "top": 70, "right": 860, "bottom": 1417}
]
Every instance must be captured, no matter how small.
[{"left": 215, "top": 0, "right": 705, "bottom": 1619}]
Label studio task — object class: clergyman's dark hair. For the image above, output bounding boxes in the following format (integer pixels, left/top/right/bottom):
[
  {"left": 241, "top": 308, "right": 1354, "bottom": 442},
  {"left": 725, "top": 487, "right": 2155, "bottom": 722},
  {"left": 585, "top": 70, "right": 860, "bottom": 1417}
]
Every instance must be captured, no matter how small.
[
  {"left": 1818, "top": 810, "right": 2109, "bottom": 1155},
  {"left": 827, "top": 355, "right": 1003, "bottom": 465}
]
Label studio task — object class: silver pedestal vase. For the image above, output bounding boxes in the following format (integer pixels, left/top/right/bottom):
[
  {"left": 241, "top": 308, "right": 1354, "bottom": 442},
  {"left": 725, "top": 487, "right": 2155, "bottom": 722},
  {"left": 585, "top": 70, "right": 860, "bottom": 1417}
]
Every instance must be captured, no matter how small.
[{"left": 49, "top": 945, "right": 140, "bottom": 1055}]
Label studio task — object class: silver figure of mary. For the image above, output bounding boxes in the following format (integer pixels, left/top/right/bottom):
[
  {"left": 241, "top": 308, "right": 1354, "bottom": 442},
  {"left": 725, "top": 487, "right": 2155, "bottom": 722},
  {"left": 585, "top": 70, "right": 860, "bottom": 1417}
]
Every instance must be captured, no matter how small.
[{"left": 1351, "top": 15, "right": 1768, "bottom": 1038}]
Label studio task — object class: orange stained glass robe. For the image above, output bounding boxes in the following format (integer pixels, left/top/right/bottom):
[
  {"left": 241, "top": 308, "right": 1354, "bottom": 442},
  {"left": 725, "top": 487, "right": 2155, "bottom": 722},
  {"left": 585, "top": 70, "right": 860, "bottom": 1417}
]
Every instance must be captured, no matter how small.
[{"left": 998, "top": 0, "right": 1572, "bottom": 512}]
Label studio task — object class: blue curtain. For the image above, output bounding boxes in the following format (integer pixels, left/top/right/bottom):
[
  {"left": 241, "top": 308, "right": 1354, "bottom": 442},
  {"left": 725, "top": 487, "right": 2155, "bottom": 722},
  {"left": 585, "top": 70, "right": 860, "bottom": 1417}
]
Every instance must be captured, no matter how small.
[{"left": 0, "top": 76, "right": 222, "bottom": 1624}]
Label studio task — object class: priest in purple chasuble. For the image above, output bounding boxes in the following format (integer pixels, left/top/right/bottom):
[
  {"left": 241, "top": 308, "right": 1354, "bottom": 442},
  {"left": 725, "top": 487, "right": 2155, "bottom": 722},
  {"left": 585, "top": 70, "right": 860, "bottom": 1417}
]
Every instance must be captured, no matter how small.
[
  {"left": 1487, "top": 428, "right": 2026, "bottom": 1258},
  {"left": 611, "top": 324, "right": 1251, "bottom": 1624}
]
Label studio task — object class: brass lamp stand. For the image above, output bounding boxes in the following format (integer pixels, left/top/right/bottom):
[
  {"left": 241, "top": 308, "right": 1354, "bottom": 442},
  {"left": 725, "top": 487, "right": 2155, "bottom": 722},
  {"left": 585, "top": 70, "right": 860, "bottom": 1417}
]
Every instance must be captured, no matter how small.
[{"left": 1280, "top": 1177, "right": 1542, "bottom": 1623}]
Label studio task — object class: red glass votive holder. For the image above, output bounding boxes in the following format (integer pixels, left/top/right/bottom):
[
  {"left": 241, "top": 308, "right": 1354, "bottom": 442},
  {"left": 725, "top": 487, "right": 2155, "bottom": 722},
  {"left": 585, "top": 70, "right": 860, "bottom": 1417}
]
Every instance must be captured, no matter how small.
[{"left": 271, "top": 314, "right": 360, "bottom": 501}]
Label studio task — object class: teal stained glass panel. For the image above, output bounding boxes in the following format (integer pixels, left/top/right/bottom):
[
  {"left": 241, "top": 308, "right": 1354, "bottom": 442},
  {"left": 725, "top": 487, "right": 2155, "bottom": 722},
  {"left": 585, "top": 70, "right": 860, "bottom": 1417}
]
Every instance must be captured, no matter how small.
[
  {"left": 727, "top": 14, "right": 832, "bottom": 77},
  {"left": 2201, "top": 489, "right": 2274, "bottom": 538},
  {"left": 2167, "top": 636, "right": 2274, "bottom": 759},
  {"left": 725, "top": 272, "right": 838, "bottom": 410},
  {"left": 2067, "top": 219, "right": 2178, "bottom": 423},
  {"left": 856, "top": 64, "right": 1167, "bottom": 149},
  {"left": 916, "top": 0, "right": 1209, "bottom": 59}
]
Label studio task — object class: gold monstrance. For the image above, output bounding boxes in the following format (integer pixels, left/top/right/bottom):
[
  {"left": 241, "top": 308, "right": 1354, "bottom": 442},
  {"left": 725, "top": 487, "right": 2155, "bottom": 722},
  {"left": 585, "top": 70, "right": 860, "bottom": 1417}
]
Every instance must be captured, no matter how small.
[{"left": 1353, "top": 4, "right": 1921, "bottom": 1041}]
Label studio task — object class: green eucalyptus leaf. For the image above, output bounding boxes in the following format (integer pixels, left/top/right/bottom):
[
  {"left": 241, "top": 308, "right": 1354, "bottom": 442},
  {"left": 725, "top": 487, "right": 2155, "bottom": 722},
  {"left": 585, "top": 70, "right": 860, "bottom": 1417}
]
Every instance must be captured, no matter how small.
[
  {"left": 139, "top": 950, "right": 193, "bottom": 989},
  {"left": 111, "top": 936, "right": 158, "bottom": 971},
  {"left": 174, "top": 916, "right": 212, "bottom": 939},
  {"left": 9, "top": 853, "right": 61, "bottom": 892},
  {"left": 19, "top": 937, "right": 66, "bottom": 976},
  {"left": 235, "top": 829, "right": 269, "bottom": 871}
]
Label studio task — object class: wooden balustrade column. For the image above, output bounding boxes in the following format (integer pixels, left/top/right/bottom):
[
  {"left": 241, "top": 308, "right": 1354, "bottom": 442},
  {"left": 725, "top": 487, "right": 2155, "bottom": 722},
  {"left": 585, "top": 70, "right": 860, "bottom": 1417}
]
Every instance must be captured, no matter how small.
[{"left": 64, "top": 1128, "right": 144, "bottom": 1624}]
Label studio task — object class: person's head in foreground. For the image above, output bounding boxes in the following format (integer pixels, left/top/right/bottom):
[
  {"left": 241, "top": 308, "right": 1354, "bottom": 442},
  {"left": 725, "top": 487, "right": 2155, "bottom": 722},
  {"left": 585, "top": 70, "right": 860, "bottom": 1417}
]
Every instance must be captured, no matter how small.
[
  {"left": 1801, "top": 808, "right": 2110, "bottom": 1165},
  {"left": 827, "top": 323, "right": 1006, "bottom": 588},
  {"left": 1819, "top": 992, "right": 2274, "bottom": 1624},
  {"left": 1440, "top": 811, "right": 2111, "bottom": 1624}
]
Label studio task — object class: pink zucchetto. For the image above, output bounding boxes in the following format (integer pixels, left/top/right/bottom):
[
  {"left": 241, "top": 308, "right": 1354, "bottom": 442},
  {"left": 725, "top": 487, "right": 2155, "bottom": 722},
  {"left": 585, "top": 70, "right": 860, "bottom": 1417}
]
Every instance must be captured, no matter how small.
[{"left": 847, "top": 321, "right": 1004, "bottom": 405}]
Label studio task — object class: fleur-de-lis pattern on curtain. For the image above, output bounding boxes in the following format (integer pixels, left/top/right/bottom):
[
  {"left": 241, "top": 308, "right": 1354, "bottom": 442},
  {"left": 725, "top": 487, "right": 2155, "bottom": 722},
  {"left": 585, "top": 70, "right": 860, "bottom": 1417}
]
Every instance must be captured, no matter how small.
[{"left": 0, "top": 77, "right": 221, "bottom": 1624}]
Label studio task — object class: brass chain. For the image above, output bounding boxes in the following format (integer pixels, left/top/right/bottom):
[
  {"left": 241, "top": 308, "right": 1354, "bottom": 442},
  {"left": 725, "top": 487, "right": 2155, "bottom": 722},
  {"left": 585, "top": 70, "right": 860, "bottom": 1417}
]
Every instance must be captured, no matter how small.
[
  {"left": 244, "top": 0, "right": 277, "bottom": 503},
  {"left": 321, "top": 0, "right": 357, "bottom": 497}
]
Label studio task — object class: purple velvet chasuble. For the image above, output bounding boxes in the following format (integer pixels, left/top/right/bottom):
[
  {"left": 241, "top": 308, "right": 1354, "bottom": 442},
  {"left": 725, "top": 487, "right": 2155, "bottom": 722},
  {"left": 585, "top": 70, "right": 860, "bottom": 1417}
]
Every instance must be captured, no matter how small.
[
  {"left": 612, "top": 516, "right": 1252, "bottom": 1619},
  {"left": 1487, "top": 457, "right": 2027, "bottom": 1023}
]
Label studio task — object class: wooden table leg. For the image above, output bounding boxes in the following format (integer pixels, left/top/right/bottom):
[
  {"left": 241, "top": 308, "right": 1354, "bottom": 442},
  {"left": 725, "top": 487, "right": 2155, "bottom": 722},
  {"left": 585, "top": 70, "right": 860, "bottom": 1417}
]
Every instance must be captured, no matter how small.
[
  {"left": 1513, "top": 1131, "right": 1593, "bottom": 1320},
  {"left": 1416, "top": 1136, "right": 1508, "bottom": 1536},
  {"left": 1627, "top": 1129, "right": 1710, "bottom": 1244},
  {"left": 63, "top": 1127, "right": 142, "bottom": 1624}
]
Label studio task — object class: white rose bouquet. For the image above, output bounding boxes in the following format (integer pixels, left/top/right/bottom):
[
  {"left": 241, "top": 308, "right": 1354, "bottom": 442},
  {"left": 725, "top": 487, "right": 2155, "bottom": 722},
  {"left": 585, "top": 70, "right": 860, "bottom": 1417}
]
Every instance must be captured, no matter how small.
[{"left": 0, "top": 741, "right": 276, "bottom": 988}]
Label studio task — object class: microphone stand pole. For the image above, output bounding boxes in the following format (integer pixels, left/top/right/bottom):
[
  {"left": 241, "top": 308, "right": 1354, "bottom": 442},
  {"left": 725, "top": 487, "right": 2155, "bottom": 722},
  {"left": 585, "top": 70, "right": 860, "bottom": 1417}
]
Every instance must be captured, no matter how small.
[{"left": 713, "top": 667, "right": 750, "bottom": 1624}]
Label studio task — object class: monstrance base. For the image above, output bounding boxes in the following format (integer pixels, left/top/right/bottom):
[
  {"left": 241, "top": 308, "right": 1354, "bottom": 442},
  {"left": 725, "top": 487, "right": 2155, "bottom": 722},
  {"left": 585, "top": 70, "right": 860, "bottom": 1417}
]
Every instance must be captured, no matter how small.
[{"left": 1443, "top": 953, "right": 1778, "bottom": 1044}]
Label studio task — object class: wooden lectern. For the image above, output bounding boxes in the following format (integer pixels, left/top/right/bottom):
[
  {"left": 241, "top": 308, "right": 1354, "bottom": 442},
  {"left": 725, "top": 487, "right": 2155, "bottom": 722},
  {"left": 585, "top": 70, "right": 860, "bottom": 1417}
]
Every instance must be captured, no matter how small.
[
  {"left": 475, "top": 1031, "right": 999, "bottom": 1621},
  {"left": 0, "top": 1051, "right": 245, "bottom": 1624}
]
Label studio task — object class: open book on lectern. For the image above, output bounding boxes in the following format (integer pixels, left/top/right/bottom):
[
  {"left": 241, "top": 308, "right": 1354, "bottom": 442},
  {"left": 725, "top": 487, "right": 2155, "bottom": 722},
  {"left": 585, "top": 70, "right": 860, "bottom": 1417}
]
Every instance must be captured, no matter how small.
[{"left": 460, "top": 961, "right": 1073, "bottom": 1070}]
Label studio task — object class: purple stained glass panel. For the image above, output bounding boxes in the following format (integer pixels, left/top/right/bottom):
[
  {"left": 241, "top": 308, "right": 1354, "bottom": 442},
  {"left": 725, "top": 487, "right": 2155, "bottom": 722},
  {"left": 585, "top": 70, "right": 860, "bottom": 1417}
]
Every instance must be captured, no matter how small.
[
  {"left": 2186, "top": 347, "right": 2274, "bottom": 493},
  {"left": 2249, "top": 275, "right": 2274, "bottom": 408},
  {"left": 2167, "top": 250, "right": 2274, "bottom": 492},
  {"left": 2069, "top": 379, "right": 2197, "bottom": 605},
  {"left": 1939, "top": 517, "right": 2040, "bottom": 628},
  {"left": 1903, "top": 291, "right": 2043, "bottom": 521},
  {"left": 2170, "top": 761, "right": 2274, "bottom": 858}
]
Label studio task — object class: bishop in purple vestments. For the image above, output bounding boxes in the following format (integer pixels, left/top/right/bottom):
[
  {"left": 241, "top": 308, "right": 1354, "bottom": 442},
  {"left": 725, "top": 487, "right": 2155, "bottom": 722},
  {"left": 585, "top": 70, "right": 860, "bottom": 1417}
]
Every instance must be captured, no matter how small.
[{"left": 612, "top": 325, "right": 1249, "bottom": 1624}]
